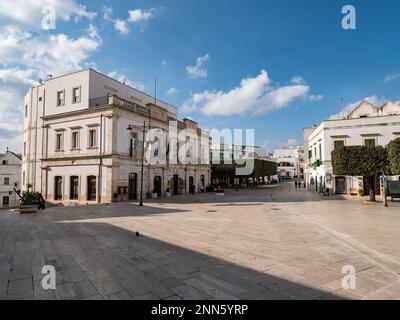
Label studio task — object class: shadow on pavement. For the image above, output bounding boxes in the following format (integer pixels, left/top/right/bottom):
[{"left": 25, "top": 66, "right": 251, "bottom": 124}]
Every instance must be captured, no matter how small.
[{"left": 49, "top": 221, "right": 347, "bottom": 300}]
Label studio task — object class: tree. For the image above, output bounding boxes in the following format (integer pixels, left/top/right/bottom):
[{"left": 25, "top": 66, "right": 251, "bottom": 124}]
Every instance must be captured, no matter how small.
[
  {"left": 211, "top": 159, "right": 277, "bottom": 182},
  {"left": 331, "top": 146, "right": 389, "bottom": 201},
  {"left": 388, "top": 138, "right": 400, "bottom": 175}
]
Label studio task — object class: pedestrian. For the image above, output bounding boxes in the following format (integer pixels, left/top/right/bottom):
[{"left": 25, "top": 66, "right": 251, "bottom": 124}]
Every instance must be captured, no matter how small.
[
  {"left": 294, "top": 180, "right": 298, "bottom": 188},
  {"left": 190, "top": 184, "right": 196, "bottom": 195},
  {"left": 38, "top": 192, "right": 45, "bottom": 210}
]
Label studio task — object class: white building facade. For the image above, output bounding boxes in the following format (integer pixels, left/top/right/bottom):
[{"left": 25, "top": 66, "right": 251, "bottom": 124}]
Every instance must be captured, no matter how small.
[
  {"left": 22, "top": 69, "right": 211, "bottom": 205},
  {"left": 0, "top": 151, "right": 21, "bottom": 208},
  {"left": 210, "top": 144, "right": 269, "bottom": 163},
  {"left": 305, "top": 100, "right": 400, "bottom": 194},
  {"left": 272, "top": 147, "right": 301, "bottom": 179}
]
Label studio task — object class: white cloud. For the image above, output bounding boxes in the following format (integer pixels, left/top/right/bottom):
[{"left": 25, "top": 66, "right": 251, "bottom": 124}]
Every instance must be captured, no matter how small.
[
  {"left": 308, "top": 94, "right": 323, "bottom": 102},
  {"left": 107, "top": 70, "right": 146, "bottom": 91},
  {"left": 103, "top": 6, "right": 156, "bottom": 35},
  {"left": 286, "top": 138, "right": 298, "bottom": 146},
  {"left": 128, "top": 9, "right": 154, "bottom": 23},
  {"left": 0, "top": 0, "right": 96, "bottom": 29},
  {"left": 291, "top": 76, "right": 305, "bottom": 84},
  {"left": 186, "top": 54, "right": 210, "bottom": 79},
  {"left": 0, "top": 1, "right": 101, "bottom": 152},
  {"left": 182, "top": 70, "right": 317, "bottom": 116},
  {"left": 0, "top": 24, "right": 101, "bottom": 77},
  {"left": 166, "top": 87, "right": 178, "bottom": 95},
  {"left": 329, "top": 95, "right": 386, "bottom": 120},
  {"left": 383, "top": 72, "right": 400, "bottom": 83},
  {"left": 114, "top": 19, "right": 129, "bottom": 35}
]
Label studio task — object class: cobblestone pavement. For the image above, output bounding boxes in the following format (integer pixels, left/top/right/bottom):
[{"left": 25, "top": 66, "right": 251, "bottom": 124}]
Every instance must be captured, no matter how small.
[{"left": 1, "top": 183, "right": 400, "bottom": 300}]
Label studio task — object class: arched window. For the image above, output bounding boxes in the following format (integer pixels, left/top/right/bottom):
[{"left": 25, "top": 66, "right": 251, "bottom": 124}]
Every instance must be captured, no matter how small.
[
  {"left": 54, "top": 176, "right": 63, "bottom": 200},
  {"left": 70, "top": 176, "right": 79, "bottom": 200},
  {"left": 87, "top": 176, "right": 96, "bottom": 201}
]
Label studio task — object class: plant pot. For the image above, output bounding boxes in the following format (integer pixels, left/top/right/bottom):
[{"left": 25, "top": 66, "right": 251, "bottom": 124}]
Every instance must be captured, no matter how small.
[
  {"left": 165, "top": 192, "right": 172, "bottom": 197},
  {"left": 152, "top": 193, "right": 158, "bottom": 199},
  {"left": 358, "top": 190, "right": 364, "bottom": 197},
  {"left": 19, "top": 204, "right": 37, "bottom": 214}
]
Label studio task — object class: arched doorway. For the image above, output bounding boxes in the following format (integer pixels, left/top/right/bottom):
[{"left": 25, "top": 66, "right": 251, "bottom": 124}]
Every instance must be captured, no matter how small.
[
  {"left": 200, "top": 175, "right": 205, "bottom": 192},
  {"left": 189, "top": 176, "right": 195, "bottom": 193},
  {"left": 87, "top": 176, "right": 96, "bottom": 201},
  {"left": 153, "top": 176, "right": 162, "bottom": 197},
  {"left": 54, "top": 176, "right": 63, "bottom": 200},
  {"left": 173, "top": 174, "right": 179, "bottom": 195},
  {"left": 129, "top": 173, "right": 137, "bottom": 200},
  {"left": 70, "top": 176, "right": 79, "bottom": 200}
]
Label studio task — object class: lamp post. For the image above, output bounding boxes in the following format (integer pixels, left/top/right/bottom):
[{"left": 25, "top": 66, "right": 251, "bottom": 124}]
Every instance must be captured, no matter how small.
[
  {"left": 382, "top": 171, "right": 388, "bottom": 207},
  {"left": 127, "top": 121, "right": 147, "bottom": 206}
]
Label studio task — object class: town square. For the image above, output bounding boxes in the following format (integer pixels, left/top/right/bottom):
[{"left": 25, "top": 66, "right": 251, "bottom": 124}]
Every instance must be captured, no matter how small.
[{"left": 0, "top": 0, "right": 400, "bottom": 309}]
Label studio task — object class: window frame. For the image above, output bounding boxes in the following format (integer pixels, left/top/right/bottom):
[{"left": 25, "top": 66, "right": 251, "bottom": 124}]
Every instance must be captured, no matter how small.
[
  {"left": 72, "top": 86, "right": 81, "bottom": 104},
  {"left": 57, "top": 90, "right": 65, "bottom": 107},
  {"left": 364, "top": 137, "right": 377, "bottom": 147},
  {"left": 333, "top": 139, "right": 345, "bottom": 150},
  {"left": 71, "top": 130, "right": 80, "bottom": 150},
  {"left": 88, "top": 128, "right": 97, "bottom": 149},
  {"left": 55, "top": 132, "right": 64, "bottom": 151},
  {"left": 4, "top": 177, "right": 9, "bottom": 185}
]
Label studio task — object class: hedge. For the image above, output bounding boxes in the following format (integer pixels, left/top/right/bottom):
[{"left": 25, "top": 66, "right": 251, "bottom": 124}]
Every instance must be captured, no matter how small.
[{"left": 388, "top": 138, "right": 400, "bottom": 175}]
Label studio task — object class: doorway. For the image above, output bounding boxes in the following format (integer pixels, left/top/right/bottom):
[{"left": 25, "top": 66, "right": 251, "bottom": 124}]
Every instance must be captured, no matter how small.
[
  {"left": 335, "top": 176, "right": 346, "bottom": 194},
  {"left": 2, "top": 196, "right": 9, "bottom": 208},
  {"left": 128, "top": 173, "right": 137, "bottom": 200},
  {"left": 173, "top": 174, "right": 179, "bottom": 195},
  {"left": 154, "top": 176, "right": 162, "bottom": 197},
  {"left": 200, "top": 175, "right": 205, "bottom": 192}
]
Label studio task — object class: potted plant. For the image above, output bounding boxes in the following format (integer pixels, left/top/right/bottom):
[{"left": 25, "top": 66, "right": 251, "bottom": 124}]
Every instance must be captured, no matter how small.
[
  {"left": 165, "top": 188, "right": 172, "bottom": 197},
  {"left": 152, "top": 188, "right": 158, "bottom": 199},
  {"left": 18, "top": 184, "right": 39, "bottom": 214},
  {"left": 357, "top": 188, "right": 364, "bottom": 197}
]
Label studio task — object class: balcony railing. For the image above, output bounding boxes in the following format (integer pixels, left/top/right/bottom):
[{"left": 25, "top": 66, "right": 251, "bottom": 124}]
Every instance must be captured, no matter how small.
[{"left": 89, "top": 94, "right": 150, "bottom": 117}]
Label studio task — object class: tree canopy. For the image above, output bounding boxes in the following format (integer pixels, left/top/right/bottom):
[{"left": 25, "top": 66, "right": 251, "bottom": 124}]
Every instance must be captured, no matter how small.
[
  {"left": 212, "top": 159, "right": 277, "bottom": 179},
  {"left": 388, "top": 138, "right": 400, "bottom": 175},
  {"left": 331, "top": 146, "right": 389, "bottom": 177},
  {"left": 331, "top": 145, "right": 390, "bottom": 201}
]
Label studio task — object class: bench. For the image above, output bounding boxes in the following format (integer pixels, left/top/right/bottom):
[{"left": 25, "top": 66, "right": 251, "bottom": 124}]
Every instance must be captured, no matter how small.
[{"left": 387, "top": 181, "right": 400, "bottom": 202}]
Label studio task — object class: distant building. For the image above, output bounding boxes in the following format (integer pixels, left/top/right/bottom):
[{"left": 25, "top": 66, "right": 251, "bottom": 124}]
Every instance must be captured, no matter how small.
[
  {"left": 210, "top": 144, "right": 270, "bottom": 163},
  {"left": 22, "top": 69, "right": 210, "bottom": 205},
  {"left": 272, "top": 147, "right": 302, "bottom": 179},
  {"left": 305, "top": 100, "right": 400, "bottom": 195},
  {"left": 0, "top": 151, "right": 21, "bottom": 208}
]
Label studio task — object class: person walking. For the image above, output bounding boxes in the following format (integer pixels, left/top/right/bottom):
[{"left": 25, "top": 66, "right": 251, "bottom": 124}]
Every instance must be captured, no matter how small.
[
  {"left": 294, "top": 180, "right": 298, "bottom": 189},
  {"left": 190, "top": 184, "right": 196, "bottom": 195}
]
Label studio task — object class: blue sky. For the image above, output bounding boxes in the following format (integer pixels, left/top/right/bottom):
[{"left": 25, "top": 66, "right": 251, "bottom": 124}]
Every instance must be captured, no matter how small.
[{"left": 1, "top": 0, "right": 400, "bottom": 152}]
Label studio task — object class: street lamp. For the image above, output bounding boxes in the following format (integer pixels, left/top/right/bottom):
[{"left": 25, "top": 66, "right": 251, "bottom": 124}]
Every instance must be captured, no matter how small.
[
  {"left": 127, "top": 121, "right": 147, "bottom": 206},
  {"left": 382, "top": 171, "right": 388, "bottom": 207}
]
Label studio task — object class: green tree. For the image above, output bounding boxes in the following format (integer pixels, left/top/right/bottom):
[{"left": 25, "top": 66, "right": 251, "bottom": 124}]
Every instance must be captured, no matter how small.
[
  {"left": 388, "top": 138, "right": 400, "bottom": 175},
  {"left": 211, "top": 159, "right": 277, "bottom": 182},
  {"left": 331, "top": 146, "right": 389, "bottom": 201}
]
